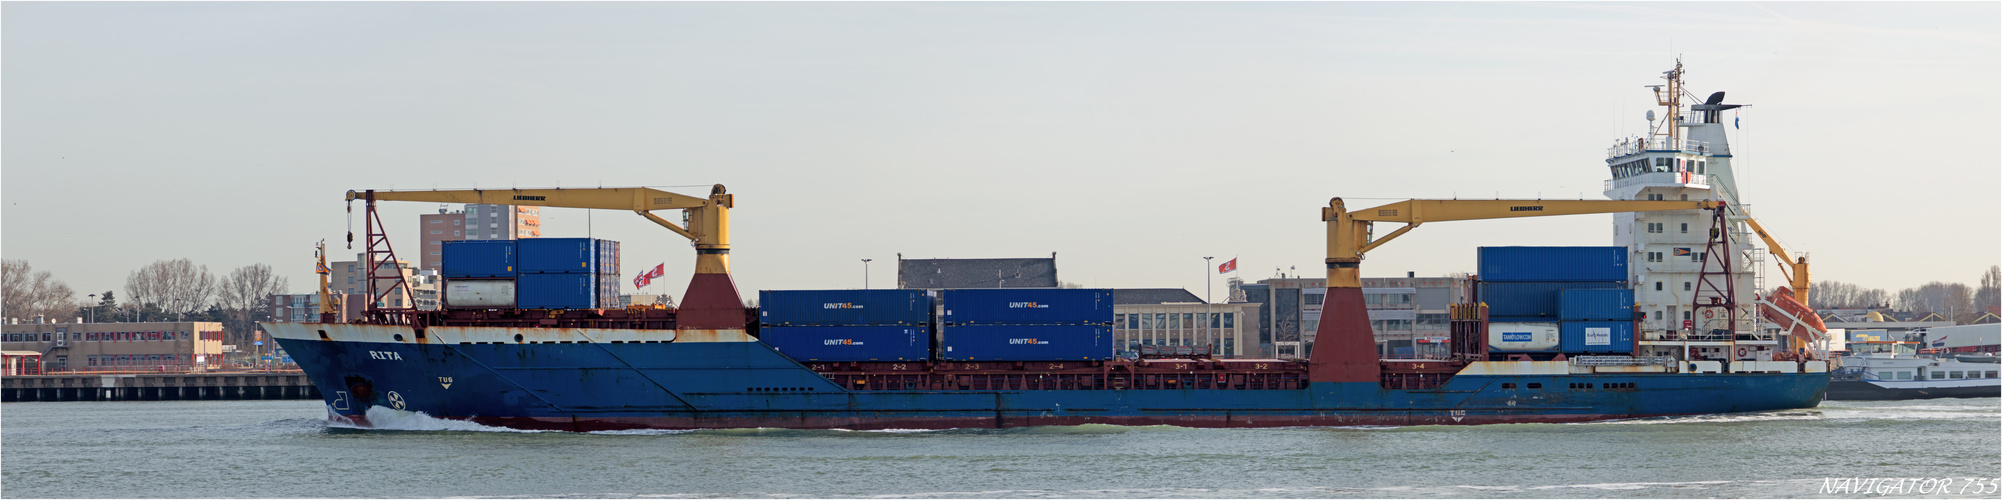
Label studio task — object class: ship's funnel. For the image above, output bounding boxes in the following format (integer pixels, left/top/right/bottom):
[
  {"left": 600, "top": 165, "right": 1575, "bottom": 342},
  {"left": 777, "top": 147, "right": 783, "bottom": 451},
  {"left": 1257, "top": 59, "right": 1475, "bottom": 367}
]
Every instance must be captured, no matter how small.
[{"left": 1691, "top": 91, "right": 1744, "bottom": 124}]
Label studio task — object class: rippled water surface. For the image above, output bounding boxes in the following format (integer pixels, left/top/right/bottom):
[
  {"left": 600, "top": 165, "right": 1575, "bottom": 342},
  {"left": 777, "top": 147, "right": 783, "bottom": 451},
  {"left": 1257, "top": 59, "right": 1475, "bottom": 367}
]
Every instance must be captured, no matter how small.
[{"left": 3, "top": 399, "right": 1997, "bottom": 498}]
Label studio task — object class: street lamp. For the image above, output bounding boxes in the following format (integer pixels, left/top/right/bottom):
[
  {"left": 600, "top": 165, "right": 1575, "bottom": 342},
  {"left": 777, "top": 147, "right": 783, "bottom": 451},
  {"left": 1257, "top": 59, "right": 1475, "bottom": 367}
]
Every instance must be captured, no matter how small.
[
  {"left": 861, "top": 259, "right": 872, "bottom": 290},
  {"left": 87, "top": 294, "right": 96, "bottom": 323}
]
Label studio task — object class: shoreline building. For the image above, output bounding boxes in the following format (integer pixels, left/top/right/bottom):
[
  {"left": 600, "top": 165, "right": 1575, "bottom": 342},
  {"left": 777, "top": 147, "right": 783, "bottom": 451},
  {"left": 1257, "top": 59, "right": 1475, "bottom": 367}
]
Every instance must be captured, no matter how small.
[
  {"left": 418, "top": 207, "right": 466, "bottom": 274},
  {"left": 464, "top": 204, "right": 541, "bottom": 241},
  {"left": 1, "top": 321, "right": 228, "bottom": 372},
  {"left": 1237, "top": 275, "right": 1471, "bottom": 359},
  {"left": 1110, "top": 288, "right": 1260, "bottom": 358}
]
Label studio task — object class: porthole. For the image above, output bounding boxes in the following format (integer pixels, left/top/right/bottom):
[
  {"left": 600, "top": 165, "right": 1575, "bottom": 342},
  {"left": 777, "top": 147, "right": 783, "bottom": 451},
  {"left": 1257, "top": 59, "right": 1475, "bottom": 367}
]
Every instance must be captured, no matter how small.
[{"left": 514, "top": 334, "right": 524, "bottom": 343}]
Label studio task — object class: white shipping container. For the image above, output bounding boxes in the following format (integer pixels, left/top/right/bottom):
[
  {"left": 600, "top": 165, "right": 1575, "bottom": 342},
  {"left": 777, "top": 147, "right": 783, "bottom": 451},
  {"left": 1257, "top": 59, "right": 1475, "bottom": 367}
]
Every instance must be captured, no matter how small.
[
  {"left": 1488, "top": 322, "right": 1561, "bottom": 352},
  {"left": 447, "top": 279, "right": 517, "bottom": 308}
]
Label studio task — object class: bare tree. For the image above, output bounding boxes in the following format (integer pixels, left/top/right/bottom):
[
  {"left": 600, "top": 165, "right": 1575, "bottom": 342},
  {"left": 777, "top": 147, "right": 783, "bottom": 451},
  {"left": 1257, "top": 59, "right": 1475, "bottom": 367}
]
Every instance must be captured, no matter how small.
[
  {"left": 1906, "top": 281, "right": 1975, "bottom": 322},
  {"left": 129, "top": 259, "right": 216, "bottom": 321},
  {"left": 124, "top": 265, "right": 165, "bottom": 321},
  {"left": 1894, "top": 288, "right": 1923, "bottom": 314},
  {"left": 1977, "top": 265, "right": 2001, "bottom": 315},
  {"left": 219, "top": 264, "right": 290, "bottom": 341},
  {"left": 2, "top": 259, "right": 78, "bottom": 321},
  {"left": 1855, "top": 288, "right": 1890, "bottom": 309}
]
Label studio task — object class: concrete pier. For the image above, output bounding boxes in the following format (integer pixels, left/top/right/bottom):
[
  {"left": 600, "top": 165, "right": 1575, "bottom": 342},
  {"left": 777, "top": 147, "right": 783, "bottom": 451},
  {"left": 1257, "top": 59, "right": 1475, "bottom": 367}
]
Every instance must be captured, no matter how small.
[{"left": 0, "top": 372, "right": 321, "bottom": 402}]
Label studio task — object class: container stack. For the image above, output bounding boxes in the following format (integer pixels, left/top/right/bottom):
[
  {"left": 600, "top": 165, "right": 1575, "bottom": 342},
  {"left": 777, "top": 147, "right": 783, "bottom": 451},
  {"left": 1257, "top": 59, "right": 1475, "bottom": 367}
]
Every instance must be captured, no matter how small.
[
  {"left": 515, "top": 238, "right": 621, "bottom": 310},
  {"left": 441, "top": 240, "right": 519, "bottom": 309},
  {"left": 1558, "top": 288, "right": 1636, "bottom": 354},
  {"left": 939, "top": 288, "right": 1113, "bottom": 361},
  {"left": 758, "top": 290, "right": 932, "bottom": 362},
  {"left": 1477, "top": 247, "right": 1632, "bottom": 354}
]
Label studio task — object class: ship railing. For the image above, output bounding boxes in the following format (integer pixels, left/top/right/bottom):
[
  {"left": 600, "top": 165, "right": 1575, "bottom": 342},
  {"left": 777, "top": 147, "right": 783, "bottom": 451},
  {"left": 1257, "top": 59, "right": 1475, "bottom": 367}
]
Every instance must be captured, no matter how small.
[
  {"left": 1572, "top": 355, "right": 1673, "bottom": 366},
  {"left": 37, "top": 366, "right": 306, "bottom": 376},
  {"left": 1606, "top": 138, "right": 1719, "bottom": 160}
]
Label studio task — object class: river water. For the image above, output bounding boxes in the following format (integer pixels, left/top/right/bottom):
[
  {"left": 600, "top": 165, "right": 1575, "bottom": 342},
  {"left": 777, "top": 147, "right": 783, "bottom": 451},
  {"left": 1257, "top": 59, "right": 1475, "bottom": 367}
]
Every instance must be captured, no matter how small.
[{"left": 2, "top": 398, "right": 1997, "bottom": 498}]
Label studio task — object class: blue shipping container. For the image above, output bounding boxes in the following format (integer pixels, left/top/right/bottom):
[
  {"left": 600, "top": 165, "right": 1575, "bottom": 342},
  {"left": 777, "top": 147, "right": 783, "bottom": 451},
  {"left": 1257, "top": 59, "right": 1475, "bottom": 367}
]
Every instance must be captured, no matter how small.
[
  {"left": 517, "top": 273, "right": 607, "bottom": 309},
  {"left": 759, "top": 290, "right": 932, "bottom": 326},
  {"left": 761, "top": 326, "right": 930, "bottom": 362},
  {"left": 1479, "top": 281, "right": 1627, "bottom": 319},
  {"left": 942, "top": 288, "right": 1112, "bottom": 326},
  {"left": 1478, "top": 247, "right": 1629, "bottom": 282},
  {"left": 1560, "top": 288, "right": 1636, "bottom": 321},
  {"left": 519, "top": 238, "right": 601, "bottom": 274},
  {"left": 441, "top": 240, "right": 518, "bottom": 278},
  {"left": 1560, "top": 321, "right": 1636, "bottom": 353},
  {"left": 940, "top": 324, "right": 1111, "bottom": 361}
]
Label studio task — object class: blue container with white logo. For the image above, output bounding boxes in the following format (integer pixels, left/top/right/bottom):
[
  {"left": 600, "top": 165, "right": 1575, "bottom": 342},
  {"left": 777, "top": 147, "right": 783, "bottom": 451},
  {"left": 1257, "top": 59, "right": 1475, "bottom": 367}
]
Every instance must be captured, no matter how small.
[
  {"left": 1559, "top": 288, "right": 1636, "bottom": 321},
  {"left": 940, "top": 324, "right": 1111, "bottom": 361},
  {"left": 441, "top": 240, "right": 517, "bottom": 278},
  {"left": 758, "top": 290, "right": 932, "bottom": 326},
  {"left": 1560, "top": 321, "right": 1636, "bottom": 354},
  {"left": 1479, "top": 281, "right": 1627, "bottom": 319},
  {"left": 1478, "top": 246, "right": 1629, "bottom": 282},
  {"left": 760, "top": 326, "right": 930, "bottom": 362},
  {"left": 941, "top": 288, "right": 1113, "bottom": 326}
]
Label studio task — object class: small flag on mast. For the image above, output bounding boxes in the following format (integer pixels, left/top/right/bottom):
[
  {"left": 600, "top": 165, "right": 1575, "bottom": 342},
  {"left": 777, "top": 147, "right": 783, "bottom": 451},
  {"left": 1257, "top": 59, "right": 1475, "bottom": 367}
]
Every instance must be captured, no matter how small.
[{"left": 1218, "top": 258, "right": 1238, "bottom": 274}]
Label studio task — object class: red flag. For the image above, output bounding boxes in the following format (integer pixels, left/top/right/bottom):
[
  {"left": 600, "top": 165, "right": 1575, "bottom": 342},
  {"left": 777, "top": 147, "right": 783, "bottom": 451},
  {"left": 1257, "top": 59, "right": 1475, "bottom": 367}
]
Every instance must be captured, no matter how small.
[
  {"left": 634, "top": 263, "right": 666, "bottom": 289},
  {"left": 1218, "top": 258, "right": 1237, "bottom": 273}
]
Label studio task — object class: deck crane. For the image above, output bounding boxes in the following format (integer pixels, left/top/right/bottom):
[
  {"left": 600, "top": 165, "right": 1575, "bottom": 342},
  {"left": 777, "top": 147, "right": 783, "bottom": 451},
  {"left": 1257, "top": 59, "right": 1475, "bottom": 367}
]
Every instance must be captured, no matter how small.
[
  {"left": 1744, "top": 215, "right": 1810, "bottom": 304},
  {"left": 1744, "top": 214, "right": 1828, "bottom": 358},
  {"left": 340, "top": 185, "right": 745, "bottom": 330},
  {"left": 1309, "top": 197, "right": 1724, "bottom": 383}
]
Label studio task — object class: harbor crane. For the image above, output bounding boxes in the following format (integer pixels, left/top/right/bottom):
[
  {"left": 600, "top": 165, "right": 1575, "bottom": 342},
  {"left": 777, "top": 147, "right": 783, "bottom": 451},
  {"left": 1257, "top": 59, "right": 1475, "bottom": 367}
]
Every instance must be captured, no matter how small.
[
  {"left": 1309, "top": 198, "right": 1727, "bottom": 383},
  {"left": 340, "top": 185, "right": 745, "bottom": 329}
]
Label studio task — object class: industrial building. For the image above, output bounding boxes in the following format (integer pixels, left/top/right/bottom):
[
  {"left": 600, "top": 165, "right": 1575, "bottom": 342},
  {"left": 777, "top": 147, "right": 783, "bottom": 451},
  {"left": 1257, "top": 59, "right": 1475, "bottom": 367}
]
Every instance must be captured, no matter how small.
[
  {"left": 1111, "top": 288, "right": 1259, "bottom": 358},
  {"left": 329, "top": 256, "right": 432, "bottom": 309},
  {"left": 1234, "top": 274, "right": 1472, "bottom": 358},
  {"left": 464, "top": 204, "right": 541, "bottom": 240},
  {"left": 268, "top": 293, "right": 369, "bottom": 323},
  {"left": 897, "top": 254, "right": 1057, "bottom": 289},
  {"left": 1, "top": 321, "right": 228, "bottom": 372},
  {"left": 417, "top": 207, "right": 466, "bottom": 273}
]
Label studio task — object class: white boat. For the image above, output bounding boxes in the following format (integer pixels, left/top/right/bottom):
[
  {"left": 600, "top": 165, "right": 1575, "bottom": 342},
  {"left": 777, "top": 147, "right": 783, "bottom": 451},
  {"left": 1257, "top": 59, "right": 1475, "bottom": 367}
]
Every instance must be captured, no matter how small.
[{"left": 1829, "top": 341, "right": 2000, "bottom": 400}]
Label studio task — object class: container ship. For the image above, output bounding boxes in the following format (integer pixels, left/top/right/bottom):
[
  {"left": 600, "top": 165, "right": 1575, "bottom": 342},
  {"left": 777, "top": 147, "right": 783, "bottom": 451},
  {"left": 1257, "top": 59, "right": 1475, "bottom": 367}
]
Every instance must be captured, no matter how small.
[{"left": 267, "top": 65, "right": 1829, "bottom": 431}]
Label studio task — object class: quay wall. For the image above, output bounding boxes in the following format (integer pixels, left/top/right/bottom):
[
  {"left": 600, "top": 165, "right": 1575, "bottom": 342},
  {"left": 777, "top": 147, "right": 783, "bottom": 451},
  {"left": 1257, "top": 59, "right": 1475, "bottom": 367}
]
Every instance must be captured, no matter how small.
[{"left": 1, "top": 371, "right": 321, "bottom": 402}]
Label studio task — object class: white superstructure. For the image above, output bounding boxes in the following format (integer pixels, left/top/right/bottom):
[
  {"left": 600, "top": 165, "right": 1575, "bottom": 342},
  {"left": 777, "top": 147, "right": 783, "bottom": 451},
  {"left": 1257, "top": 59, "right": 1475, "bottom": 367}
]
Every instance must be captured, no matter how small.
[{"left": 1604, "top": 62, "right": 1769, "bottom": 348}]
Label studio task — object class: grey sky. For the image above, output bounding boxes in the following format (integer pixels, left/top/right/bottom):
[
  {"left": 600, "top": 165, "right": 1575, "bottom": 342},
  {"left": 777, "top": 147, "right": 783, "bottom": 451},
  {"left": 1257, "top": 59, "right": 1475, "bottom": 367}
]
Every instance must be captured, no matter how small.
[{"left": 5, "top": 2, "right": 1996, "bottom": 304}]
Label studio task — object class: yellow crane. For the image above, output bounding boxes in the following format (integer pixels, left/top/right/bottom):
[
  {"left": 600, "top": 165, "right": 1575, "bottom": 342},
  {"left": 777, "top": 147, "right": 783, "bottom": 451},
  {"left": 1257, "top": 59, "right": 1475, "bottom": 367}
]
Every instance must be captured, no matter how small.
[
  {"left": 1743, "top": 215, "right": 1809, "bottom": 305},
  {"left": 1310, "top": 197, "right": 1722, "bottom": 382},
  {"left": 340, "top": 185, "right": 746, "bottom": 330}
]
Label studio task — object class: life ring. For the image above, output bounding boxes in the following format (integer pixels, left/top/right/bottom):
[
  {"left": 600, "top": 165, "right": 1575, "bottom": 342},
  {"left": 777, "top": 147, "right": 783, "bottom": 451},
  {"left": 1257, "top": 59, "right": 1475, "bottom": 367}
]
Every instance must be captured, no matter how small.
[
  {"left": 1703, "top": 309, "right": 1715, "bottom": 319},
  {"left": 1735, "top": 347, "right": 1748, "bottom": 358}
]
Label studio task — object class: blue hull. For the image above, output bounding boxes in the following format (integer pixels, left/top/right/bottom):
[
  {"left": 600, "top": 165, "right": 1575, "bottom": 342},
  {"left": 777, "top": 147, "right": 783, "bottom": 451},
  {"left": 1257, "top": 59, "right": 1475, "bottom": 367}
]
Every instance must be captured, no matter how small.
[{"left": 274, "top": 331, "right": 1828, "bottom": 431}]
